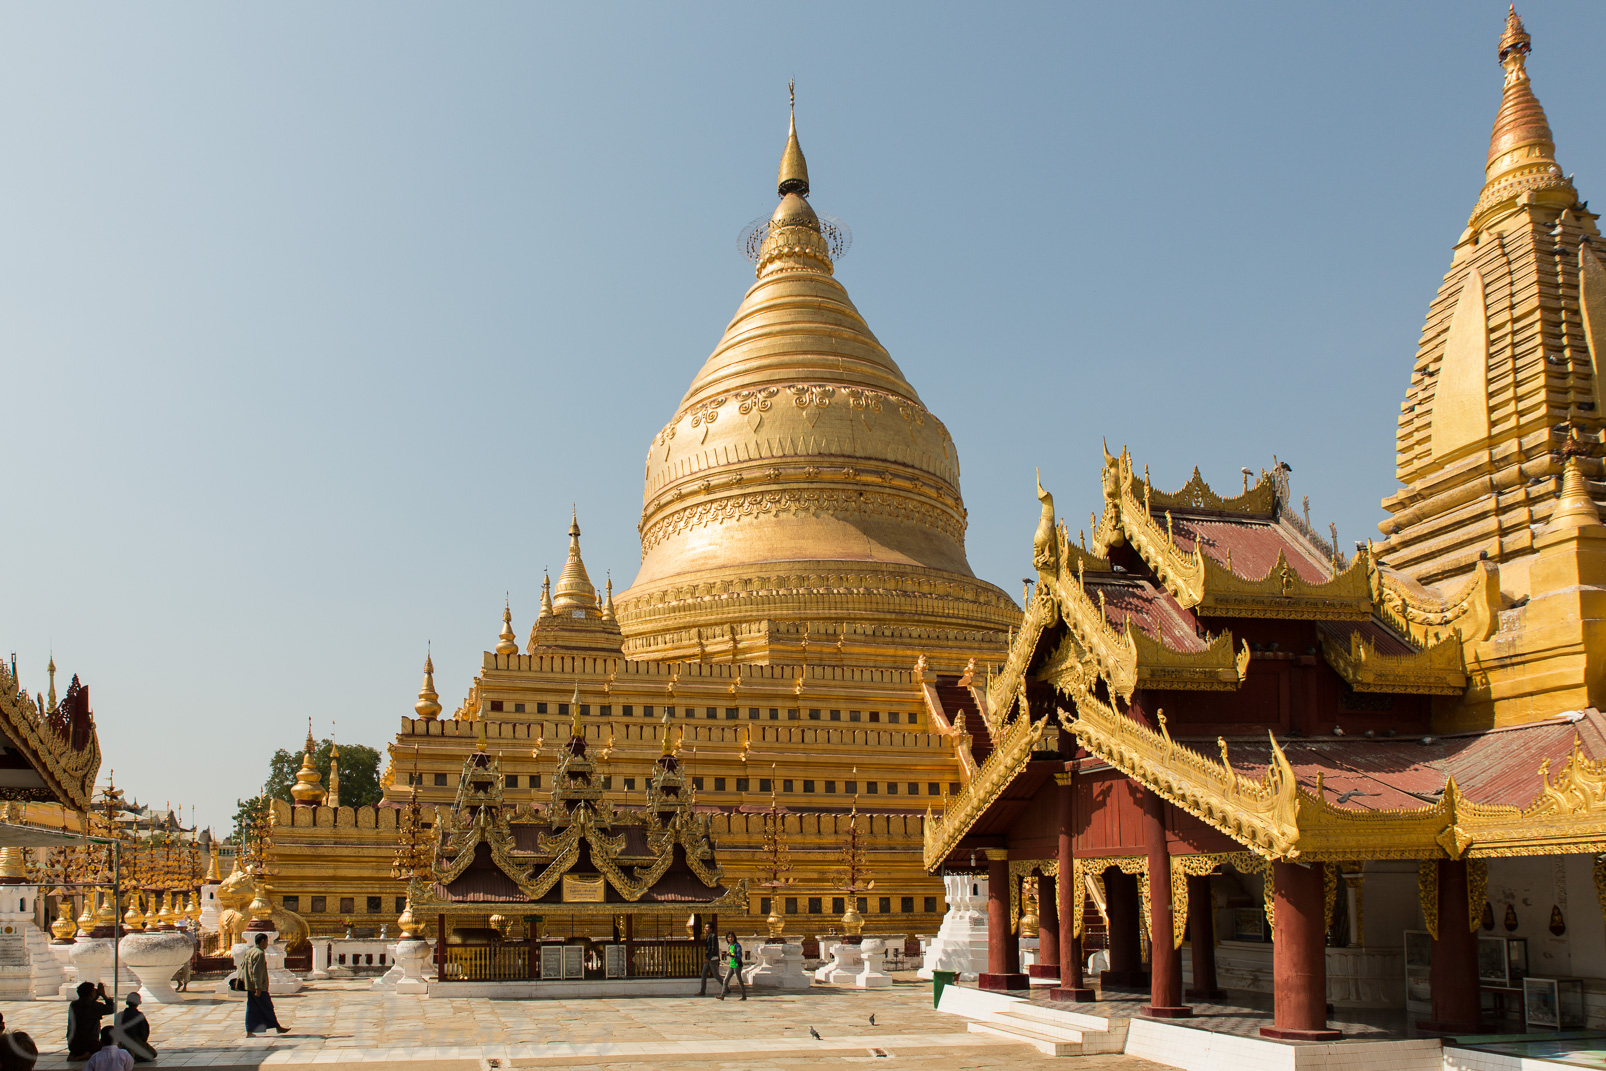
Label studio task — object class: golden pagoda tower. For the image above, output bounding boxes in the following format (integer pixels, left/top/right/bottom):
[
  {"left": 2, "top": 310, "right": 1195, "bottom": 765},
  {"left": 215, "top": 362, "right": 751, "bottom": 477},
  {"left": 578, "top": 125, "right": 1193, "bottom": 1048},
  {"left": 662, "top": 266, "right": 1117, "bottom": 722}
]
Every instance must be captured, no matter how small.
[
  {"left": 614, "top": 89, "right": 1016, "bottom": 667},
  {"left": 326, "top": 740, "right": 341, "bottom": 808},
  {"left": 1379, "top": 7, "right": 1606, "bottom": 726}
]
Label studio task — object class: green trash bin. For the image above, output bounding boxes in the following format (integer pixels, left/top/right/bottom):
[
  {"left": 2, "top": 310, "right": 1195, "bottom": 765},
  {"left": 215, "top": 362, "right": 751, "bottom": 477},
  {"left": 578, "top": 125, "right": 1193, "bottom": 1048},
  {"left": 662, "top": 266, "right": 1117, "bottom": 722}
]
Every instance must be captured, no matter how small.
[{"left": 932, "top": 969, "right": 956, "bottom": 1007}]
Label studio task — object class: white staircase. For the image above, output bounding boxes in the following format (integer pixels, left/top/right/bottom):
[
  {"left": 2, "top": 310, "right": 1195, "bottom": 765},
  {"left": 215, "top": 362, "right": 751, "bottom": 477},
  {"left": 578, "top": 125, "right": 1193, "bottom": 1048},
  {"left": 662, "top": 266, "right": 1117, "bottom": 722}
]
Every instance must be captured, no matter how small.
[{"left": 967, "top": 1002, "right": 1128, "bottom": 1056}]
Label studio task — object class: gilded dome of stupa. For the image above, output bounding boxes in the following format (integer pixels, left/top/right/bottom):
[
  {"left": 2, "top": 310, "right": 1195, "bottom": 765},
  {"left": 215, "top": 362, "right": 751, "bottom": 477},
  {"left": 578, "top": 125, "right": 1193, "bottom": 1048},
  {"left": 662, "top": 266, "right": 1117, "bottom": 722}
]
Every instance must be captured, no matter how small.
[{"left": 614, "top": 100, "right": 1016, "bottom": 667}]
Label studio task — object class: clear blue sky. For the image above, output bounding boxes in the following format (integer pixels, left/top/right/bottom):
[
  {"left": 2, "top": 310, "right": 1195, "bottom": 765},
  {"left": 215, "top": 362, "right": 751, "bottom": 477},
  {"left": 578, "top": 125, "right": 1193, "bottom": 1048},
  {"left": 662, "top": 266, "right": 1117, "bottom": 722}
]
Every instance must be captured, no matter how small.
[{"left": 3, "top": 3, "right": 1600, "bottom": 830}]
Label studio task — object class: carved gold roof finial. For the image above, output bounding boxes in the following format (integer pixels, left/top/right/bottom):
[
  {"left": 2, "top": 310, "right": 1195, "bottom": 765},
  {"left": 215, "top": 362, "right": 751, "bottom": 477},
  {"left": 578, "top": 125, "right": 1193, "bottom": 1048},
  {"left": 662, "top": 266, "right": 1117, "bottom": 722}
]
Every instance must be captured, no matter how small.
[
  {"left": 1471, "top": 6, "right": 1575, "bottom": 230},
  {"left": 569, "top": 681, "right": 583, "bottom": 739},
  {"left": 290, "top": 719, "right": 327, "bottom": 806},
  {"left": 539, "top": 571, "right": 554, "bottom": 621},
  {"left": 496, "top": 597, "right": 519, "bottom": 656},
  {"left": 46, "top": 652, "right": 56, "bottom": 712},
  {"left": 659, "top": 708, "right": 675, "bottom": 756},
  {"left": 414, "top": 646, "right": 443, "bottom": 721},
  {"left": 552, "top": 509, "right": 601, "bottom": 617},
  {"left": 602, "top": 576, "right": 618, "bottom": 626},
  {"left": 1544, "top": 432, "right": 1603, "bottom": 533}
]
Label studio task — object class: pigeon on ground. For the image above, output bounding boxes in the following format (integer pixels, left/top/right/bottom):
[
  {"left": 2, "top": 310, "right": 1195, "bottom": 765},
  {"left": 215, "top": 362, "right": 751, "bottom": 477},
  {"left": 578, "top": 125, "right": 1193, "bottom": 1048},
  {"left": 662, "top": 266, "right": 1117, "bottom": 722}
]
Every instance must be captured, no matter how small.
[
  {"left": 809, "top": 1027, "right": 822, "bottom": 1040},
  {"left": 869, "top": 1014, "right": 876, "bottom": 1026}
]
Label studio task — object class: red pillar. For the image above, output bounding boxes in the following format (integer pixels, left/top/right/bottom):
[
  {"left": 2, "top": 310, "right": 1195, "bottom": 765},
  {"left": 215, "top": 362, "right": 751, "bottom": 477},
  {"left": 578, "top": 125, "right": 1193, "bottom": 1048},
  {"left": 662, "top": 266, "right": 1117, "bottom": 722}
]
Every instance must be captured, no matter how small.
[
  {"left": 1141, "top": 791, "right": 1191, "bottom": 1018},
  {"left": 1030, "top": 872, "right": 1059, "bottom": 978},
  {"left": 1260, "top": 862, "right": 1339, "bottom": 1040},
  {"left": 1420, "top": 860, "right": 1483, "bottom": 1035},
  {"left": 1185, "top": 874, "right": 1224, "bottom": 1001},
  {"left": 1102, "top": 869, "right": 1148, "bottom": 989},
  {"left": 1051, "top": 774, "right": 1095, "bottom": 1002},
  {"left": 979, "top": 849, "right": 1027, "bottom": 990}
]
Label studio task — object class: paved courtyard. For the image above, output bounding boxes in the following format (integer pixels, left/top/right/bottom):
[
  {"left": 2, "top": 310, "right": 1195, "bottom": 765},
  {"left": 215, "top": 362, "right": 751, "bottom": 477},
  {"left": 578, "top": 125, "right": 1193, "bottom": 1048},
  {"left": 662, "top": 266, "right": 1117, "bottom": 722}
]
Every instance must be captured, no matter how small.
[{"left": 0, "top": 976, "right": 1171, "bottom": 1070}]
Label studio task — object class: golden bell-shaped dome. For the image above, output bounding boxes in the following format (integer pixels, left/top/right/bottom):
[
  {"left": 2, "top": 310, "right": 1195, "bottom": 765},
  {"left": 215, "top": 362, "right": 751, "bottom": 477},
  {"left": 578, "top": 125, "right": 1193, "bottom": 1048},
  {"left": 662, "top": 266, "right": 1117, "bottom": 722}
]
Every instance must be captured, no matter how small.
[
  {"left": 414, "top": 651, "right": 443, "bottom": 721},
  {"left": 615, "top": 96, "right": 1015, "bottom": 665},
  {"left": 495, "top": 601, "right": 519, "bottom": 656},
  {"left": 552, "top": 510, "right": 601, "bottom": 617},
  {"left": 289, "top": 725, "right": 327, "bottom": 806}
]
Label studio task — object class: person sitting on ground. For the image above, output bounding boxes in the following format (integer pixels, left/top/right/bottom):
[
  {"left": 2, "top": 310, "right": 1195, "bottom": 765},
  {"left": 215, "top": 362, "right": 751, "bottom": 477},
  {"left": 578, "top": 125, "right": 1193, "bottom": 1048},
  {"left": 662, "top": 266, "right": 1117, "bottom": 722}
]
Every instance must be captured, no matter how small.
[
  {"left": 82, "top": 1028, "right": 131, "bottom": 1071},
  {"left": 66, "top": 982, "right": 115, "bottom": 1061},
  {"left": 0, "top": 1011, "right": 39, "bottom": 1071},
  {"left": 111, "top": 992, "right": 155, "bottom": 1063}
]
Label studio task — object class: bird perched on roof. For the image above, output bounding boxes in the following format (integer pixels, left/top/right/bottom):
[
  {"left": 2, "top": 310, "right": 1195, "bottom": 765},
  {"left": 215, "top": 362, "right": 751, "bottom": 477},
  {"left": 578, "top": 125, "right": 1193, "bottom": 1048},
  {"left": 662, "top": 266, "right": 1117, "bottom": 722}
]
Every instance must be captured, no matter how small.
[
  {"left": 809, "top": 1027, "right": 822, "bottom": 1040},
  {"left": 1335, "top": 789, "right": 1378, "bottom": 805},
  {"left": 869, "top": 1014, "right": 876, "bottom": 1026}
]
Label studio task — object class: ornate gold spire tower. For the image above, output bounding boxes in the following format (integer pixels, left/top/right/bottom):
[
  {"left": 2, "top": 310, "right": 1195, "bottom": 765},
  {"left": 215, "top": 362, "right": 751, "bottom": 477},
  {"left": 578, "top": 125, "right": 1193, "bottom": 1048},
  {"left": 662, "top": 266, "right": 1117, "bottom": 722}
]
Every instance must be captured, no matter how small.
[
  {"left": 615, "top": 91, "right": 1015, "bottom": 666},
  {"left": 1381, "top": 6, "right": 1601, "bottom": 599},
  {"left": 526, "top": 513, "right": 625, "bottom": 654}
]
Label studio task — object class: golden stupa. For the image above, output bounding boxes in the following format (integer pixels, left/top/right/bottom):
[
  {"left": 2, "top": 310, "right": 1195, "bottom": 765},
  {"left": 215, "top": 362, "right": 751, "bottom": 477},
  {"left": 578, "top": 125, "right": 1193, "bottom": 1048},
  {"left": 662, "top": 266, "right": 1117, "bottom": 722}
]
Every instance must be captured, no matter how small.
[{"left": 615, "top": 95, "right": 1016, "bottom": 665}]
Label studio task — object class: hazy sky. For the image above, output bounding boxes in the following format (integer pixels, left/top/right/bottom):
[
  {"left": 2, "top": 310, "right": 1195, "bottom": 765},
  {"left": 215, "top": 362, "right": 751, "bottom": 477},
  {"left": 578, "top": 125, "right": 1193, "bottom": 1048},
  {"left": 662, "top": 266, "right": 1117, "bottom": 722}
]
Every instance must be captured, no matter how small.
[{"left": 3, "top": 3, "right": 1601, "bottom": 829}]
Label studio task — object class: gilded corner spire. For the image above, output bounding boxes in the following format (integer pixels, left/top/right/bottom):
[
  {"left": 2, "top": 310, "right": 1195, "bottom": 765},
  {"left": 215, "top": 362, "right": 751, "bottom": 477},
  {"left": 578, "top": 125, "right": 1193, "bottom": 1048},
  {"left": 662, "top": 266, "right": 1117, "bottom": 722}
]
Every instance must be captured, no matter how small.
[
  {"left": 602, "top": 576, "right": 618, "bottom": 626},
  {"left": 539, "top": 572, "right": 554, "bottom": 621},
  {"left": 569, "top": 681, "right": 584, "bottom": 740},
  {"left": 1544, "top": 433, "right": 1603, "bottom": 533},
  {"left": 414, "top": 646, "right": 443, "bottom": 721},
  {"left": 1471, "top": 5, "right": 1574, "bottom": 230},
  {"left": 496, "top": 597, "right": 519, "bottom": 656}
]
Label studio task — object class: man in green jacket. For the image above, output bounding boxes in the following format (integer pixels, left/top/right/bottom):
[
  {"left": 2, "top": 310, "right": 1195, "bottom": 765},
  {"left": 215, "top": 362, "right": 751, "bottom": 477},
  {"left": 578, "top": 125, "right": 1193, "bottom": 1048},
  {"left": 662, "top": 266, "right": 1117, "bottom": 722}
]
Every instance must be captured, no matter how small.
[{"left": 240, "top": 934, "right": 290, "bottom": 1037}]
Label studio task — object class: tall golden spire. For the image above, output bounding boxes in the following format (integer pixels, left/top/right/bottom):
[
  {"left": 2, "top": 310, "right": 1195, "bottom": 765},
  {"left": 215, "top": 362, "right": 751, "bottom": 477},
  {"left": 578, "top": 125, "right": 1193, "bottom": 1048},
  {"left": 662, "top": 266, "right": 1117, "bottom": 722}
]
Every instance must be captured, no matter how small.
[
  {"left": 327, "top": 735, "right": 341, "bottom": 808},
  {"left": 777, "top": 79, "right": 809, "bottom": 197},
  {"left": 496, "top": 598, "right": 519, "bottom": 656},
  {"left": 539, "top": 572, "right": 554, "bottom": 621},
  {"left": 46, "top": 653, "right": 55, "bottom": 712},
  {"left": 757, "top": 86, "right": 831, "bottom": 279},
  {"left": 1470, "top": 6, "right": 1575, "bottom": 231},
  {"left": 601, "top": 577, "right": 617, "bottom": 626},
  {"left": 552, "top": 509, "right": 600, "bottom": 616},
  {"left": 569, "top": 681, "right": 583, "bottom": 739},
  {"left": 414, "top": 648, "right": 442, "bottom": 721}
]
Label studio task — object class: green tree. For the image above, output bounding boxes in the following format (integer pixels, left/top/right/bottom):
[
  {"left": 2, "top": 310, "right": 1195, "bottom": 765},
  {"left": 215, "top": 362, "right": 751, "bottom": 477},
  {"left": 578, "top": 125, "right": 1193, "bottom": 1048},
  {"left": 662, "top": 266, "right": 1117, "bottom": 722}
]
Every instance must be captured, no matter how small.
[{"left": 261, "top": 738, "right": 384, "bottom": 808}]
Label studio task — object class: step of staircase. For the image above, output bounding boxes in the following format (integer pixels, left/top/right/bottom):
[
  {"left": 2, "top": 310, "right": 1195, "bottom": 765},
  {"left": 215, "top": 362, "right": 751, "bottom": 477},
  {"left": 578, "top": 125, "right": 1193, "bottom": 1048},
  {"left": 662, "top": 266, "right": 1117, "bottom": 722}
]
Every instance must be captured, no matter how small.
[{"left": 968, "top": 1019, "right": 1085, "bottom": 1056}]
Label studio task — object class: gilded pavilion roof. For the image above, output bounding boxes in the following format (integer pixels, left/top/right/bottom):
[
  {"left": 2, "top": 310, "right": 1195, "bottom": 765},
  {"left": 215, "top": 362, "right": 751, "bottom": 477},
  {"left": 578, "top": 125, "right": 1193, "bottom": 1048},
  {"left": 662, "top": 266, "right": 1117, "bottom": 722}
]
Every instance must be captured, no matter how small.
[
  {"left": 416, "top": 715, "right": 744, "bottom": 916},
  {"left": 0, "top": 655, "right": 101, "bottom": 811}
]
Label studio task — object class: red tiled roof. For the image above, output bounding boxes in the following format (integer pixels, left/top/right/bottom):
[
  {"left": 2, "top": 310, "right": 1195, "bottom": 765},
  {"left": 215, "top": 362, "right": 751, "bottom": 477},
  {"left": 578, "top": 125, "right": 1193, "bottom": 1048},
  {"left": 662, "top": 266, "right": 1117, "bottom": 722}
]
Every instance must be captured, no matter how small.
[
  {"left": 1084, "top": 575, "right": 1208, "bottom": 653},
  {"left": 1177, "top": 709, "right": 1606, "bottom": 813},
  {"left": 1164, "top": 514, "right": 1331, "bottom": 585},
  {"left": 1315, "top": 618, "right": 1417, "bottom": 657}
]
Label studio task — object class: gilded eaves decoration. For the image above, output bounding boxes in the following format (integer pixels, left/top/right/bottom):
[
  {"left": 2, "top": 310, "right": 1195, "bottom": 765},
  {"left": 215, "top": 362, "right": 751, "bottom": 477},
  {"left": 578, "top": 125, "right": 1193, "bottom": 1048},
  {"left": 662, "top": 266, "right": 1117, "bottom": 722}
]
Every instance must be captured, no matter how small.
[
  {"left": 1008, "top": 857, "right": 1058, "bottom": 936},
  {"left": 1091, "top": 446, "right": 1374, "bottom": 620},
  {"left": 1169, "top": 853, "right": 1272, "bottom": 948},
  {"left": 1370, "top": 558, "right": 1501, "bottom": 647},
  {"left": 1317, "top": 628, "right": 1467, "bottom": 695},
  {"left": 921, "top": 712, "right": 1046, "bottom": 870},
  {"left": 0, "top": 660, "right": 99, "bottom": 811}
]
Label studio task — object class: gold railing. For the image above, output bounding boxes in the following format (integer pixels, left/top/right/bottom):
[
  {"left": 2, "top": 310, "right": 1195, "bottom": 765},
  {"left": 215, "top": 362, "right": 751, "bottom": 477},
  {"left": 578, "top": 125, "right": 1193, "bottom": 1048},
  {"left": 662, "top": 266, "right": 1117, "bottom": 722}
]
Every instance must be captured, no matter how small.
[
  {"left": 442, "top": 944, "right": 532, "bottom": 981},
  {"left": 630, "top": 940, "right": 703, "bottom": 978}
]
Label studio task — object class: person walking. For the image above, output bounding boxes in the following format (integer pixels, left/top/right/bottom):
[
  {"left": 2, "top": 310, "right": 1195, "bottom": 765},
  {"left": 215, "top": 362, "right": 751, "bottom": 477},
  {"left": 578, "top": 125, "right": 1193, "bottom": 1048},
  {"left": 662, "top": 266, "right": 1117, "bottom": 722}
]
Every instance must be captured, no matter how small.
[
  {"left": 718, "top": 932, "right": 747, "bottom": 1001},
  {"left": 240, "top": 933, "right": 291, "bottom": 1037},
  {"left": 66, "top": 982, "right": 115, "bottom": 1060},
  {"left": 697, "top": 922, "right": 721, "bottom": 996},
  {"left": 111, "top": 992, "right": 155, "bottom": 1063}
]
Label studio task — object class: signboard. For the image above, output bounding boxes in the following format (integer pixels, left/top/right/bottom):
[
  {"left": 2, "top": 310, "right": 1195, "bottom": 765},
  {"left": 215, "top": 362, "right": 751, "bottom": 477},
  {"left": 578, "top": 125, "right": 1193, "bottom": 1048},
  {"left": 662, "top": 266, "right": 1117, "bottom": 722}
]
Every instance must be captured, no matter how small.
[
  {"left": 0, "top": 935, "right": 25, "bottom": 967},
  {"left": 561, "top": 874, "right": 606, "bottom": 903}
]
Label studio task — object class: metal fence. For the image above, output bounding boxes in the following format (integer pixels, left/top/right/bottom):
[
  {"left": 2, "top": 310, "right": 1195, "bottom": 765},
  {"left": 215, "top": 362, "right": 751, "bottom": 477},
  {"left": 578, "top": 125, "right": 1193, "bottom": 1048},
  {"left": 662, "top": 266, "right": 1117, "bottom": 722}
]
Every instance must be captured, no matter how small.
[
  {"left": 442, "top": 944, "right": 531, "bottom": 981},
  {"left": 629, "top": 940, "right": 703, "bottom": 978}
]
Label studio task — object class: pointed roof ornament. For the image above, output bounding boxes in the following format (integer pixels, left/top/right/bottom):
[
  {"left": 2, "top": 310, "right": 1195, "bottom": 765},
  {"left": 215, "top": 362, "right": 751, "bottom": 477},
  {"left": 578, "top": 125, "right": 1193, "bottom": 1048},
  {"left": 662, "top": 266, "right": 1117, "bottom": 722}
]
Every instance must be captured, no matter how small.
[
  {"left": 777, "top": 78, "right": 809, "bottom": 198},
  {"left": 552, "top": 510, "right": 600, "bottom": 615},
  {"left": 414, "top": 645, "right": 443, "bottom": 721},
  {"left": 539, "top": 571, "right": 554, "bottom": 621},
  {"left": 1544, "top": 430, "right": 1603, "bottom": 533},
  {"left": 1471, "top": 6, "right": 1575, "bottom": 230},
  {"left": 46, "top": 652, "right": 56, "bottom": 712},
  {"left": 602, "top": 575, "right": 618, "bottom": 626},
  {"left": 569, "top": 681, "right": 584, "bottom": 739},
  {"left": 496, "top": 597, "right": 519, "bottom": 656}
]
